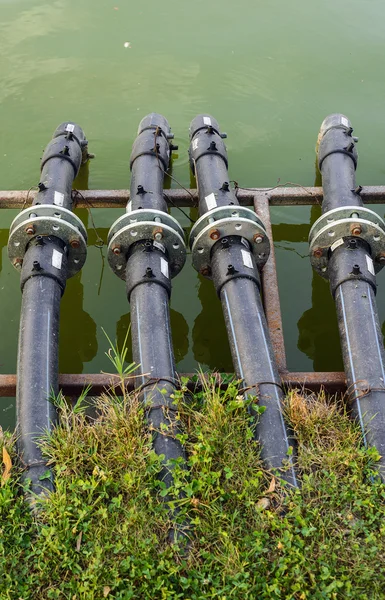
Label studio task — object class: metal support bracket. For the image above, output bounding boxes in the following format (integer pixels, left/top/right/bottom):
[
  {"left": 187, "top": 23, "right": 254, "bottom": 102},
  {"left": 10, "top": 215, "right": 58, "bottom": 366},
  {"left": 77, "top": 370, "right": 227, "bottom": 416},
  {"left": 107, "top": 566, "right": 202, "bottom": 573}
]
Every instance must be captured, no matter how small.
[
  {"left": 309, "top": 205, "right": 385, "bottom": 278},
  {"left": 189, "top": 205, "right": 270, "bottom": 277},
  {"left": 8, "top": 204, "right": 87, "bottom": 278},
  {"left": 107, "top": 208, "right": 186, "bottom": 279}
]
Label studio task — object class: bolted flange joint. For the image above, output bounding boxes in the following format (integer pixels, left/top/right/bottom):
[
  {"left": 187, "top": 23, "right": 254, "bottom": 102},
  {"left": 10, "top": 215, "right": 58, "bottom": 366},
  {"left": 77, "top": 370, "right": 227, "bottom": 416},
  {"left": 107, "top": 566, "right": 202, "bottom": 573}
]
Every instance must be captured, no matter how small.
[
  {"left": 189, "top": 205, "right": 270, "bottom": 278},
  {"left": 309, "top": 205, "right": 385, "bottom": 278},
  {"left": 8, "top": 204, "right": 87, "bottom": 278},
  {"left": 107, "top": 208, "right": 186, "bottom": 280}
]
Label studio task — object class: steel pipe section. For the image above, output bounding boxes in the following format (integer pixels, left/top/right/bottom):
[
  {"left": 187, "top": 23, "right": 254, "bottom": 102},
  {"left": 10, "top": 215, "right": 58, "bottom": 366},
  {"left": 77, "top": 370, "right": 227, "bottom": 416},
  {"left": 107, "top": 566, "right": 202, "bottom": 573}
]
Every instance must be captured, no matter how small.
[
  {"left": 188, "top": 115, "right": 297, "bottom": 487},
  {"left": 107, "top": 114, "right": 187, "bottom": 540},
  {"left": 310, "top": 114, "right": 385, "bottom": 479},
  {"left": 8, "top": 122, "right": 89, "bottom": 498}
]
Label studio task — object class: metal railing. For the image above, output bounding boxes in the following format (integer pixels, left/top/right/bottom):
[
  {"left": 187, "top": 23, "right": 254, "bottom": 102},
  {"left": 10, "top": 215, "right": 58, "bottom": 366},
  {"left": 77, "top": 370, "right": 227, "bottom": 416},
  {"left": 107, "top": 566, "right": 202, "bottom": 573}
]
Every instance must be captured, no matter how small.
[{"left": 1, "top": 184, "right": 384, "bottom": 397}]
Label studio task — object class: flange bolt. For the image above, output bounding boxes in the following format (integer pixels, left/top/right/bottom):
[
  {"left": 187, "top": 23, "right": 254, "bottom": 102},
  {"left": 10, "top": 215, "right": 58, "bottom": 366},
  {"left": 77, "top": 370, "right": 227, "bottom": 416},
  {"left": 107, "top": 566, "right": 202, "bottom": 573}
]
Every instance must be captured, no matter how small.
[
  {"left": 200, "top": 266, "right": 211, "bottom": 277},
  {"left": 253, "top": 233, "right": 264, "bottom": 244},
  {"left": 112, "top": 245, "right": 121, "bottom": 255},
  {"left": 351, "top": 224, "right": 362, "bottom": 236},
  {"left": 313, "top": 247, "right": 323, "bottom": 258},
  {"left": 153, "top": 227, "right": 163, "bottom": 241},
  {"left": 70, "top": 239, "right": 81, "bottom": 249},
  {"left": 13, "top": 258, "right": 23, "bottom": 269},
  {"left": 210, "top": 228, "right": 220, "bottom": 241},
  {"left": 25, "top": 224, "right": 35, "bottom": 235}
]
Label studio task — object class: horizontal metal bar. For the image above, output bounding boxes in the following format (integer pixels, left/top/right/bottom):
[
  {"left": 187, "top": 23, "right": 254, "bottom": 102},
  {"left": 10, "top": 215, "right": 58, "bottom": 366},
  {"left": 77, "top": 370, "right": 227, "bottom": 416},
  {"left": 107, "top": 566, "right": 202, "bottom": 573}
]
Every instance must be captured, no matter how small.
[
  {"left": 0, "top": 186, "right": 352, "bottom": 399},
  {"left": 0, "top": 371, "right": 347, "bottom": 397},
  {"left": 1, "top": 185, "right": 385, "bottom": 209},
  {"left": 281, "top": 371, "right": 346, "bottom": 393}
]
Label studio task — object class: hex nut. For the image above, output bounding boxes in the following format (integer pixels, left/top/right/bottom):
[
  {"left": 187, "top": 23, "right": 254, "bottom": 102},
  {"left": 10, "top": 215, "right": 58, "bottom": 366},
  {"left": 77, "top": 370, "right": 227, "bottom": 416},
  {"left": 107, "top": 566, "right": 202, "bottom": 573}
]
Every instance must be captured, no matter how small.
[
  {"left": 153, "top": 227, "right": 163, "bottom": 241},
  {"left": 209, "top": 228, "right": 220, "bottom": 241},
  {"left": 200, "top": 266, "right": 211, "bottom": 277},
  {"left": 253, "top": 233, "right": 264, "bottom": 244},
  {"left": 351, "top": 223, "right": 362, "bottom": 236},
  {"left": 13, "top": 258, "right": 23, "bottom": 269}
]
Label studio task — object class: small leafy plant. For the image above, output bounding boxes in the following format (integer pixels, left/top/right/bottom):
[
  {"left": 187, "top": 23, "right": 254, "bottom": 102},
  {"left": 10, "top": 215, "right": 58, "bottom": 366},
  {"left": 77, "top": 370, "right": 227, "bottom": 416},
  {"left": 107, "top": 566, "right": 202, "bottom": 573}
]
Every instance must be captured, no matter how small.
[{"left": 1, "top": 360, "right": 385, "bottom": 598}]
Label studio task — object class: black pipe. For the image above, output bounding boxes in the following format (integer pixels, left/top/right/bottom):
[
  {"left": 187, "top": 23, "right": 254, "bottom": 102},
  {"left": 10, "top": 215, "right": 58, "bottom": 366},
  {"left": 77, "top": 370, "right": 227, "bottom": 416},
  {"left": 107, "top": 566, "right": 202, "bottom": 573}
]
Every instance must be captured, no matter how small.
[
  {"left": 313, "top": 114, "right": 385, "bottom": 479},
  {"left": 108, "top": 114, "right": 187, "bottom": 540},
  {"left": 10, "top": 122, "right": 88, "bottom": 498},
  {"left": 189, "top": 115, "right": 297, "bottom": 487}
]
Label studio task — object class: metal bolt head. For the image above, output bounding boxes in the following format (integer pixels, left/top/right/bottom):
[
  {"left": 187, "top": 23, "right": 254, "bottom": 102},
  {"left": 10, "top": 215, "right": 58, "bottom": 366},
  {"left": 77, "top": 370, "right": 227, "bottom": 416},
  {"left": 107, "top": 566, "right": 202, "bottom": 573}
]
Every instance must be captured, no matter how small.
[
  {"left": 377, "top": 253, "right": 385, "bottom": 264},
  {"left": 70, "top": 238, "right": 81, "bottom": 249},
  {"left": 112, "top": 245, "right": 121, "bottom": 255},
  {"left": 25, "top": 224, "right": 35, "bottom": 235},
  {"left": 351, "top": 223, "right": 362, "bottom": 236},
  {"left": 313, "top": 247, "right": 323, "bottom": 258},
  {"left": 153, "top": 226, "right": 163, "bottom": 241},
  {"left": 209, "top": 228, "right": 220, "bottom": 241},
  {"left": 200, "top": 266, "right": 211, "bottom": 277},
  {"left": 13, "top": 258, "right": 23, "bottom": 269},
  {"left": 253, "top": 233, "right": 264, "bottom": 244}
]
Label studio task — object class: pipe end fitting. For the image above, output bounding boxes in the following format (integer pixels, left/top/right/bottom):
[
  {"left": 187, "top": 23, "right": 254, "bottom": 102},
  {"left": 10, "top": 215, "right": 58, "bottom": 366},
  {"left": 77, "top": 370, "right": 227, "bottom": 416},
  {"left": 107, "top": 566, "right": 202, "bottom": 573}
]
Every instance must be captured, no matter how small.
[
  {"left": 137, "top": 113, "right": 172, "bottom": 137},
  {"left": 319, "top": 113, "right": 352, "bottom": 139},
  {"left": 189, "top": 114, "right": 223, "bottom": 140}
]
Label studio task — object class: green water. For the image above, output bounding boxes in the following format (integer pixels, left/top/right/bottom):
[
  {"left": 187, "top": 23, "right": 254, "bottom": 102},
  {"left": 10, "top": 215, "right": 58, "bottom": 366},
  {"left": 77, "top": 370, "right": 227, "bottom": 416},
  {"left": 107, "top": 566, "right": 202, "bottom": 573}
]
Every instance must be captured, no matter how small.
[{"left": 2, "top": 0, "right": 385, "bottom": 428}]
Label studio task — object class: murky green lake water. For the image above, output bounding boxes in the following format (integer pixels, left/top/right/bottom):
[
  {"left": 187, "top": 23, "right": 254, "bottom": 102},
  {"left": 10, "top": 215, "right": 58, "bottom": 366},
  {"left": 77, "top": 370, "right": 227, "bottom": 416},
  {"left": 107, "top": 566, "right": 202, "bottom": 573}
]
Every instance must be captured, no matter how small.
[{"left": 2, "top": 0, "right": 385, "bottom": 428}]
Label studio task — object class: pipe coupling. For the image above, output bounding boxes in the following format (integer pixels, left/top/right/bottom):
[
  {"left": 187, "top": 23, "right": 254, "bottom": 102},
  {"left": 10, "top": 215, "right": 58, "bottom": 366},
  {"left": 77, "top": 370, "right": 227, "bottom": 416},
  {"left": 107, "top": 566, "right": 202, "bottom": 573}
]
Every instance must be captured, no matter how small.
[
  {"left": 317, "top": 114, "right": 358, "bottom": 170},
  {"left": 189, "top": 205, "right": 270, "bottom": 278},
  {"left": 8, "top": 204, "right": 87, "bottom": 278},
  {"left": 189, "top": 117, "right": 228, "bottom": 175},
  {"left": 107, "top": 208, "right": 186, "bottom": 280},
  {"left": 309, "top": 205, "right": 385, "bottom": 278}
]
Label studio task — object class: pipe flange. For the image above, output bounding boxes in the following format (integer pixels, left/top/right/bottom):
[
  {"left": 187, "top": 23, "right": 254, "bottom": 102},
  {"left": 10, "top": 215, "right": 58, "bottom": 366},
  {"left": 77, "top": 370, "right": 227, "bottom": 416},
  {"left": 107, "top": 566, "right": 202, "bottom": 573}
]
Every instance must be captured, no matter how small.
[
  {"left": 309, "top": 206, "right": 385, "bottom": 278},
  {"left": 189, "top": 205, "right": 270, "bottom": 276},
  {"left": 107, "top": 209, "right": 186, "bottom": 279},
  {"left": 8, "top": 205, "right": 87, "bottom": 278}
]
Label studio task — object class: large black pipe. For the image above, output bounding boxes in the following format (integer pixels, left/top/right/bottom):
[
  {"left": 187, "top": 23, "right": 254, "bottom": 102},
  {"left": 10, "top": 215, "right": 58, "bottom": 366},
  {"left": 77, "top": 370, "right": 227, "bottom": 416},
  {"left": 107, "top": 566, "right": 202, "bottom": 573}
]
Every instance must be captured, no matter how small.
[
  {"left": 108, "top": 114, "right": 187, "bottom": 540},
  {"left": 312, "top": 114, "right": 385, "bottom": 479},
  {"left": 9, "top": 123, "right": 88, "bottom": 498},
  {"left": 189, "top": 115, "right": 297, "bottom": 487}
]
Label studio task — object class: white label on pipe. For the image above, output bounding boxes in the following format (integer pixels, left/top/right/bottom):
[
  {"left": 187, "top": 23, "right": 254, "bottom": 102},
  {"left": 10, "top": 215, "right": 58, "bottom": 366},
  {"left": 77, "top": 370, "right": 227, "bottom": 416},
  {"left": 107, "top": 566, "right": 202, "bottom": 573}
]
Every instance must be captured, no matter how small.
[
  {"left": 153, "top": 240, "right": 165, "bottom": 253},
  {"left": 341, "top": 117, "right": 349, "bottom": 128},
  {"left": 366, "top": 255, "right": 375, "bottom": 276},
  {"left": 65, "top": 123, "right": 75, "bottom": 132},
  {"left": 54, "top": 191, "right": 64, "bottom": 206},
  {"left": 52, "top": 249, "right": 63, "bottom": 270},
  {"left": 126, "top": 200, "right": 132, "bottom": 213},
  {"left": 203, "top": 117, "right": 212, "bottom": 125},
  {"left": 330, "top": 238, "right": 344, "bottom": 252},
  {"left": 205, "top": 193, "right": 217, "bottom": 211},
  {"left": 241, "top": 249, "right": 253, "bottom": 269},
  {"left": 192, "top": 138, "right": 199, "bottom": 151},
  {"left": 160, "top": 257, "right": 169, "bottom": 278}
]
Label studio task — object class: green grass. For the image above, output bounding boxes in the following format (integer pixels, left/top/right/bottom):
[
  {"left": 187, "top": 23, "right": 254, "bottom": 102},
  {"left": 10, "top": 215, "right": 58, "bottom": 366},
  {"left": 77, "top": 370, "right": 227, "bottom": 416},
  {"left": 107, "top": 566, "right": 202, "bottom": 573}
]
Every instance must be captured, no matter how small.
[{"left": 1, "top": 379, "right": 385, "bottom": 599}]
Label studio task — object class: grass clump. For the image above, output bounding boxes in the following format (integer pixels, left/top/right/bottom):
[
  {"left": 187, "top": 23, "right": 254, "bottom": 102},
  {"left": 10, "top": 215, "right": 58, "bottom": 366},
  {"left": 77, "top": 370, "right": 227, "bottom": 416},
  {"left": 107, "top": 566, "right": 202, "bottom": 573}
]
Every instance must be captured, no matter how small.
[{"left": 1, "top": 383, "right": 385, "bottom": 599}]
